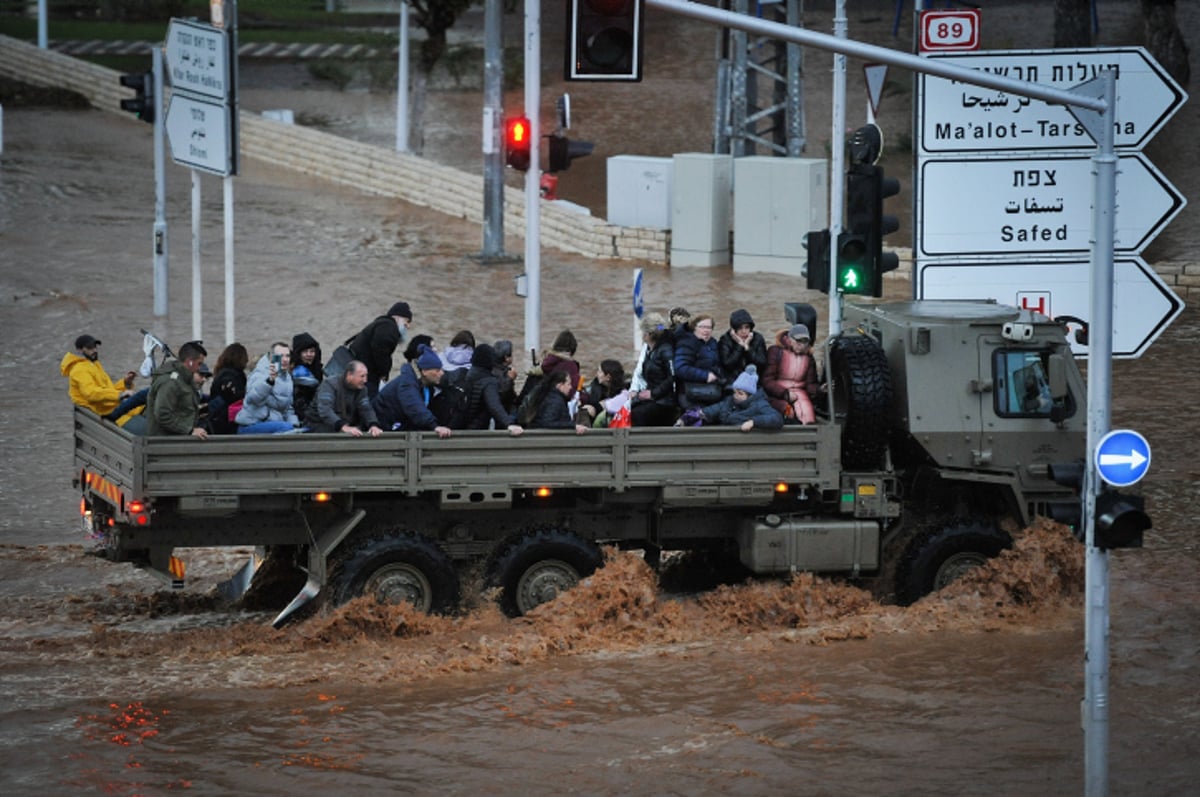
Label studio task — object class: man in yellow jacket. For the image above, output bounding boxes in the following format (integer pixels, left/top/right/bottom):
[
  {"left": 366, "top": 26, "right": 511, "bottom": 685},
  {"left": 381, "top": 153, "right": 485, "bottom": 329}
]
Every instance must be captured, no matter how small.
[{"left": 60, "top": 334, "right": 147, "bottom": 428}]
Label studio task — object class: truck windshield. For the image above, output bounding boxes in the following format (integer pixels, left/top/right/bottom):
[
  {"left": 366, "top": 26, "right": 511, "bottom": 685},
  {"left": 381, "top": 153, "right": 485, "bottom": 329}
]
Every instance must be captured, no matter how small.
[{"left": 992, "top": 349, "right": 1074, "bottom": 419}]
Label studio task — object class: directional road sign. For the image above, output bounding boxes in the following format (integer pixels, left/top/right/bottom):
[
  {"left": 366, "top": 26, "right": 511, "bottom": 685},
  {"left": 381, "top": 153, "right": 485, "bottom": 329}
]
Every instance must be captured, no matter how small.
[
  {"left": 165, "top": 18, "right": 231, "bottom": 102},
  {"left": 917, "top": 257, "right": 1184, "bottom": 358},
  {"left": 632, "top": 268, "right": 644, "bottom": 318},
  {"left": 165, "top": 93, "right": 232, "bottom": 176},
  {"left": 919, "top": 47, "right": 1187, "bottom": 153},
  {"left": 918, "top": 153, "right": 1185, "bottom": 257},
  {"left": 1095, "top": 429, "right": 1151, "bottom": 487}
]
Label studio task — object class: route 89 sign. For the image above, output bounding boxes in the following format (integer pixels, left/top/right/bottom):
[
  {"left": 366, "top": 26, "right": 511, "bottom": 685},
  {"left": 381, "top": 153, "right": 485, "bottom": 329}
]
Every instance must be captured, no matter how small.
[{"left": 920, "top": 9, "right": 981, "bottom": 53}]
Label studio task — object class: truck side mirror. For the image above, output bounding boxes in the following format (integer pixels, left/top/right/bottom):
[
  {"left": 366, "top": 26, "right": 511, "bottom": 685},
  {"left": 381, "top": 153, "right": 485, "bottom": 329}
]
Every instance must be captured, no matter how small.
[{"left": 1047, "top": 353, "right": 1067, "bottom": 400}]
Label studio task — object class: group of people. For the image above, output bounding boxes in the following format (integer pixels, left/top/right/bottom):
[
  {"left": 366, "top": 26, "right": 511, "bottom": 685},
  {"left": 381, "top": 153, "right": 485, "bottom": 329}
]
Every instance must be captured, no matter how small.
[{"left": 62, "top": 301, "right": 826, "bottom": 440}]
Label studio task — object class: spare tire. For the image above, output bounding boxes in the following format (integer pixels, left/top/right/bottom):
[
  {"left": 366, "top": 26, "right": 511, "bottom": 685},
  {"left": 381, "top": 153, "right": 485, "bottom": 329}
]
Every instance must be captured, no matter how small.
[{"left": 830, "top": 332, "right": 893, "bottom": 469}]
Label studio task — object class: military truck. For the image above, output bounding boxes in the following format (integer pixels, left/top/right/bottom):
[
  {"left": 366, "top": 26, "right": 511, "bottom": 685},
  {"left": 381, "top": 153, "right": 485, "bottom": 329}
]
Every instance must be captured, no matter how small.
[{"left": 73, "top": 300, "right": 1086, "bottom": 626}]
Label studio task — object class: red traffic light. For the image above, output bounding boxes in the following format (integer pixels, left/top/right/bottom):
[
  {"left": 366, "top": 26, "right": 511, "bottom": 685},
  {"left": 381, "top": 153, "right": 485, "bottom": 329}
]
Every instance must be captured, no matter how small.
[{"left": 505, "top": 116, "right": 531, "bottom": 171}]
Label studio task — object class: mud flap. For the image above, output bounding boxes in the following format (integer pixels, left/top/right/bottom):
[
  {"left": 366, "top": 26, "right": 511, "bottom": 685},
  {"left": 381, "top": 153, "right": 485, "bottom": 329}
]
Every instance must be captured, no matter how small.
[
  {"left": 271, "top": 509, "right": 367, "bottom": 628},
  {"left": 139, "top": 546, "right": 185, "bottom": 589},
  {"left": 216, "top": 553, "right": 261, "bottom": 602}
]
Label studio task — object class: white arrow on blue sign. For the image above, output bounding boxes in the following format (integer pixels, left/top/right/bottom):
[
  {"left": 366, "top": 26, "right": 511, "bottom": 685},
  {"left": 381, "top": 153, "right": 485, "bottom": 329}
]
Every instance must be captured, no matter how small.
[{"left": 1094, "top": 429, "right": 1151, "bottom": 487}]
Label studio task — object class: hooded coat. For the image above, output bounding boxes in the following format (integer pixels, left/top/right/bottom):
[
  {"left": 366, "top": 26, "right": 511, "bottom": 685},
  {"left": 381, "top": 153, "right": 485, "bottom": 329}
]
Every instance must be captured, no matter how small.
[
  {"left": 235, "top": 354, "right": 300, "bottom": 428},
  {"left": 717, "top": 309, "right": 769, "bottom": 383},
  {"left": 290, "top": 332, "right": 324, "bottom": 421},
  {"left": 699, "top": 388, "right": 783, "bottom": 429},
  {"left": 346, "top": 315, "right": 403, "bottom": 387},
  {"left": 60, "top": 352, "right": 138, "bottom": 423},
  {"left": 145, "top": 360, "right": 201, "bottom": 435}
]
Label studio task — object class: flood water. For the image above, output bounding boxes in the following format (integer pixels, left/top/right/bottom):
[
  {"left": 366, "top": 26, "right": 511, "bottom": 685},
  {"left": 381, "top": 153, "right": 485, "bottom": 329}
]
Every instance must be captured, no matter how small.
[{"left": 1, "top": 97, "right": 1198, "bottom": 794}]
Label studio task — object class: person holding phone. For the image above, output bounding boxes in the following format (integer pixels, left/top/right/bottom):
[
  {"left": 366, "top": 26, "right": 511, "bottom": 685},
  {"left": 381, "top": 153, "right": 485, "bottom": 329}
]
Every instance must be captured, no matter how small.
[{"left": 234, "top": 342, "right": 301, "bottom": 434}]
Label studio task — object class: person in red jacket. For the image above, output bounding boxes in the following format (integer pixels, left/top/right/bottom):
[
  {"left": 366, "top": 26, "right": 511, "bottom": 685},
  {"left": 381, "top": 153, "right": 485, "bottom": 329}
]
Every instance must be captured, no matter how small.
[{"left": 762, "top": 324, "right": 822, "bottom": 424}]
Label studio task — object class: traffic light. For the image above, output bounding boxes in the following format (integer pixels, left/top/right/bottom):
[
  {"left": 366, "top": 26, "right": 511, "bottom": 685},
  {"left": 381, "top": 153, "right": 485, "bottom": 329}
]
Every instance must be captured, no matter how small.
[
  {"left": 845, "top": 162, "right": 901, "bottom": 297},
  {"left": 566, "top": 0, "right": 644, "bottom": 81},
  {"left": 804, "top": 229, "right": 830, "bottom": 293},
  {"left": 1048, "top": 460, "right": 1151, "bottom": 549},
  {"left": 547, "top": 134, "right": 594, "bottom": 173},
  {"left": 505, "top": 116, "right": 531, "bottom": 171},
  {"left": 835, "top": 232, "right": 870, "bottom": 295},
  {"left": 1093, "top": 490, "right": 1150, "bottom": 550},
  {"left": 118, "top": 70, "right": 155, "bottom": 125}
]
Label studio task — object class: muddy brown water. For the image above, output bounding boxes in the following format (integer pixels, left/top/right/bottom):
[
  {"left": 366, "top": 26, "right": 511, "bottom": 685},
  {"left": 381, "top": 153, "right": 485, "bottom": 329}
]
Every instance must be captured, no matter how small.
[{"left": 3, "top": 14, "right": 1200, "bottom": 788}]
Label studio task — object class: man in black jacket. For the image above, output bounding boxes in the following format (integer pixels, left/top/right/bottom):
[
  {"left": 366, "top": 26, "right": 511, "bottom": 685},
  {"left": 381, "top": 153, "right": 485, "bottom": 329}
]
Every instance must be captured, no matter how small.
[
  {"left": 328, "top": 301, "right": 413, "bottom": 399},
  {"left": 304, "top": 360, "right": 383, "bottom": 437}
]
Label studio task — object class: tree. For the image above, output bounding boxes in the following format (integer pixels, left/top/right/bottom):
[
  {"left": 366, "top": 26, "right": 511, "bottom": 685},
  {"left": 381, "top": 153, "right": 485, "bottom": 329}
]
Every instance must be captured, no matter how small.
[
  {"left": 407, "top": 0, "right": 476, "bottom": 154},
  {"left": 1141, "top": 0, "right": 1190, "bottom": 85}
]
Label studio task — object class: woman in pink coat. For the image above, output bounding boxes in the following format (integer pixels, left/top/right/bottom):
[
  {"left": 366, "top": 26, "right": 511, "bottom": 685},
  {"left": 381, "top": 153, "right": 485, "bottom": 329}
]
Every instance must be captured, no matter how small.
[{"left": 762, "top": 324, "right": 821, "bottom": 424}]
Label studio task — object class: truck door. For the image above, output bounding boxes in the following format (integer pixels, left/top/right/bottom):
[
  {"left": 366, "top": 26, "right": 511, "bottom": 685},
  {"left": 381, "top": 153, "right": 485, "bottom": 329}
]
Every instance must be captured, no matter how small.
[{"left": 985, "top": 345, "right": 1077, "bottom": 473}]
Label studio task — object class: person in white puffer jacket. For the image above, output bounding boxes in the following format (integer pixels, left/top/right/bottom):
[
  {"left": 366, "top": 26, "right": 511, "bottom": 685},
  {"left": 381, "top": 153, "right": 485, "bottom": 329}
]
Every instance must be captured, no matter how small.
[{"left": 235, "top": 341, "right": 301, "bottom": 434}]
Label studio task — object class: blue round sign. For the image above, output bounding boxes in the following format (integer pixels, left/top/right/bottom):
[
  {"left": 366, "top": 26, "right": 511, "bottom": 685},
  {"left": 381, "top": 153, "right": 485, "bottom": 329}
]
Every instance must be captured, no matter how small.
[
  {"left": 632, "top": 269, "right": 644, "bottom": 319},
  {"left": 1094, "top": 429, "right": 1151, "bottom": 487}
]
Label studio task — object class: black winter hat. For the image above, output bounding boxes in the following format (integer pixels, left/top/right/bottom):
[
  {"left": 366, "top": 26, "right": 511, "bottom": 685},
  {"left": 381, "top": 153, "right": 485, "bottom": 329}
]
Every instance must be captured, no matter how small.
[
  {"left": 292, "top": 332, "right": 320, "bottom": 355},
  {"left": 387, "top": 301, "right": 413, "bottom": 320},
  {"left": 75, "top": 334, "right": 100, "bottom": 349},
  {"left": 729, "top": 309, "right": 755, "bottom": 330},
  {"left": 472, "top": 343, "right": 497, "bottom": 372}
]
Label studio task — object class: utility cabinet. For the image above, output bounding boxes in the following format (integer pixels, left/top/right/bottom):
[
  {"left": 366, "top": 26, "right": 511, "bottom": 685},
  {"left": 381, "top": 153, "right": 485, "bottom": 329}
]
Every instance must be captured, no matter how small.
[
  {"left": 670, "top": 153, "right": 733, "bottom": 267},
  {"left": 606, "top": 156, "right": 673, "bottom": 229},
  {"left": 732, "top": 157, "right": 828, "bottom": 276}
]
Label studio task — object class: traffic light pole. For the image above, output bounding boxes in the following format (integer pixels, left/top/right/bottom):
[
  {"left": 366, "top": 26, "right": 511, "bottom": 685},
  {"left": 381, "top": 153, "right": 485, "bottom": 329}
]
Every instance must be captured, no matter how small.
[
  {"left": 1082, "top": 72, "right": 1118, "bottom": 797},
  {"left": 828, "top": 0, "right": 847, "bottom": 337},
  {"left": 152, "top": 46, "right": 168, "bottom": 318},
  {"left": 522, "top": 0, "right": 541, "bottom": 362}
]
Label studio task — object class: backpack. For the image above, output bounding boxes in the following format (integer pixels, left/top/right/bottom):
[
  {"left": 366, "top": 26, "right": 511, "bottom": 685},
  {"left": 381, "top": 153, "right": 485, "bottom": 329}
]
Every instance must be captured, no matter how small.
[{"left": 430, "top": 368, "right": 470, "bottom": 429}]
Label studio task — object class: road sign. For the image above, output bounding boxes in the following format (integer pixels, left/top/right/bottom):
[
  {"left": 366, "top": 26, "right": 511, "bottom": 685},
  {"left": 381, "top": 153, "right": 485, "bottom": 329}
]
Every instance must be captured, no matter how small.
[
  {"left": 864, "top": 63, "right": 888, "bottom": 117},
  {"left": 918, "top": 153, "right": 1184, "bottom": 257},
  {"left": 917, "top": 257, "right": 1184, "bottom": 358},
  {"left": 165, "top": 93, "right": 232, "bottom": 176},
  {"left": 920, "top": 9, "right": 980, "bottom": 53},
  {"left": 632, "top": 268, "right": 644, "bottom": 318},
  {"left": 165, "top": 18, "right": 231, "bottom": 102},
  {"left": 1095, "top": 429, "right": 1151, "bottom": 487},
  {"left": 919, "top": 47, "right": 1187, "bottom": 153}
]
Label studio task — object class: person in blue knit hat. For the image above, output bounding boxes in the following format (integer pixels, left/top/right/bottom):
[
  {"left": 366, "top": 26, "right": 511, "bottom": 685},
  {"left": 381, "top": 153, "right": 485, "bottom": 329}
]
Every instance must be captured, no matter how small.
[{"left": 696, "top": 364, "right": 783, "bottom": 432}]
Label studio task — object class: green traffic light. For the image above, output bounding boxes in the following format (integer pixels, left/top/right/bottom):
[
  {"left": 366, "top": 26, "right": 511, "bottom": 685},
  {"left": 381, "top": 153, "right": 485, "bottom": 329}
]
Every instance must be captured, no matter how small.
[{"left": 839, "top": 267, "right": 861, "bottom": 291}]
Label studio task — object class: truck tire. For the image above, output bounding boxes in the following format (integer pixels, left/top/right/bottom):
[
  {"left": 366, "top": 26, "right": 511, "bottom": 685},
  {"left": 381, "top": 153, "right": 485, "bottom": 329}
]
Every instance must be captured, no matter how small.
[
  {"left": 328, "top": 532, "right": 460, "bottom": 614},
  {"left": 895, "top": 520, "right": 1011, "bottom": 605},
  {"left": 486, "top": 529, "right": 604, "bottom": 617},
  {"left": 830, "top": 332, "right": 893, "bottom": 470}
]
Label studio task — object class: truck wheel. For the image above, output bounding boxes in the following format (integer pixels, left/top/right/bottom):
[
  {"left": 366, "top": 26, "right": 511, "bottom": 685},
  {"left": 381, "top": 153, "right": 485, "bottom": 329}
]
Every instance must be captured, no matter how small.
[
  {"left": 486, "top": 530, "right": 604, "bottom": 617},
  {"left": 895, "top": 520, "right": 1011, "bottom": 605},
  {"left": 829, "top": 332, "right": 893, "bottom": 470},
  {"left": 329, "top": 532, "right": 460, "bottom": 614}
]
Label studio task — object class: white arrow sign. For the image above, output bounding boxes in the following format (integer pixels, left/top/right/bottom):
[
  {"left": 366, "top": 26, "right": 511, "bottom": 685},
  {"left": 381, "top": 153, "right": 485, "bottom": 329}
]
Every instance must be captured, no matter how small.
[
  {"left": 166, "top": 93, "right": 232, "bottom": 176},
  {"left": 917, "top": 257, "right": 1184, "bottom": 358},
  {"left": 919, "top": 47, "right": 1187, "bottom": 153},
  {"left": 165, "top": 19, "right": 230, "bottom": 102},
  {"left": 918, "top": 153, "right": 1185, "bottom": 257},
  {"left": 1098, "top": 449, "right": 1147, "bottom": 469}
]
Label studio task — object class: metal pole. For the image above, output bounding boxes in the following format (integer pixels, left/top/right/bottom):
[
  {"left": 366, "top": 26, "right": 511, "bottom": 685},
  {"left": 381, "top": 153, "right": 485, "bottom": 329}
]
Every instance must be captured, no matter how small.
[
  {"left": 224, "top": 177, "right": 235, "bottom": 344},
  {"left": 152, "top": 46, "right": 168, "bottom": 318},
  {"left": 396, "top": 3, "right": 410, "bottom": 152},
  {"left": 1084, "top": 70, "right": 1118, "bottom": 797},
  {"left": 37, "top": 0, "right": 47, "bottom": 49},
  {"left": 191, "top": 170, "right": 202, "bottom": 342},
  {"left": 646, "top": 0, "right": 1105, "bottom": 112},
  {"left": 910, "top": 0, "right": 923, "bottom": 301},
  {"left": 522, "top": 0, "right": 541, "bottom": 362},
  {"left": 480, "top": 0, "right": 505, "bottom": 257},
  {"left": 829, "top": 0, "right": 847, "bottom": 337}
]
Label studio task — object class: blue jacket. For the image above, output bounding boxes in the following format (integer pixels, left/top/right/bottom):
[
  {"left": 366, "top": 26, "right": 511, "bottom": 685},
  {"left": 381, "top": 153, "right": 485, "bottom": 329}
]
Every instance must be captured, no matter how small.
[
  {"left": 673, "top": 331, "right": 720, "bottom": 385},
  {"left": 372, "top": 362, "right": 440, "bottom": 430},
  {"left": 700, "top": 389, "right": 783, "bottom": 429}
]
